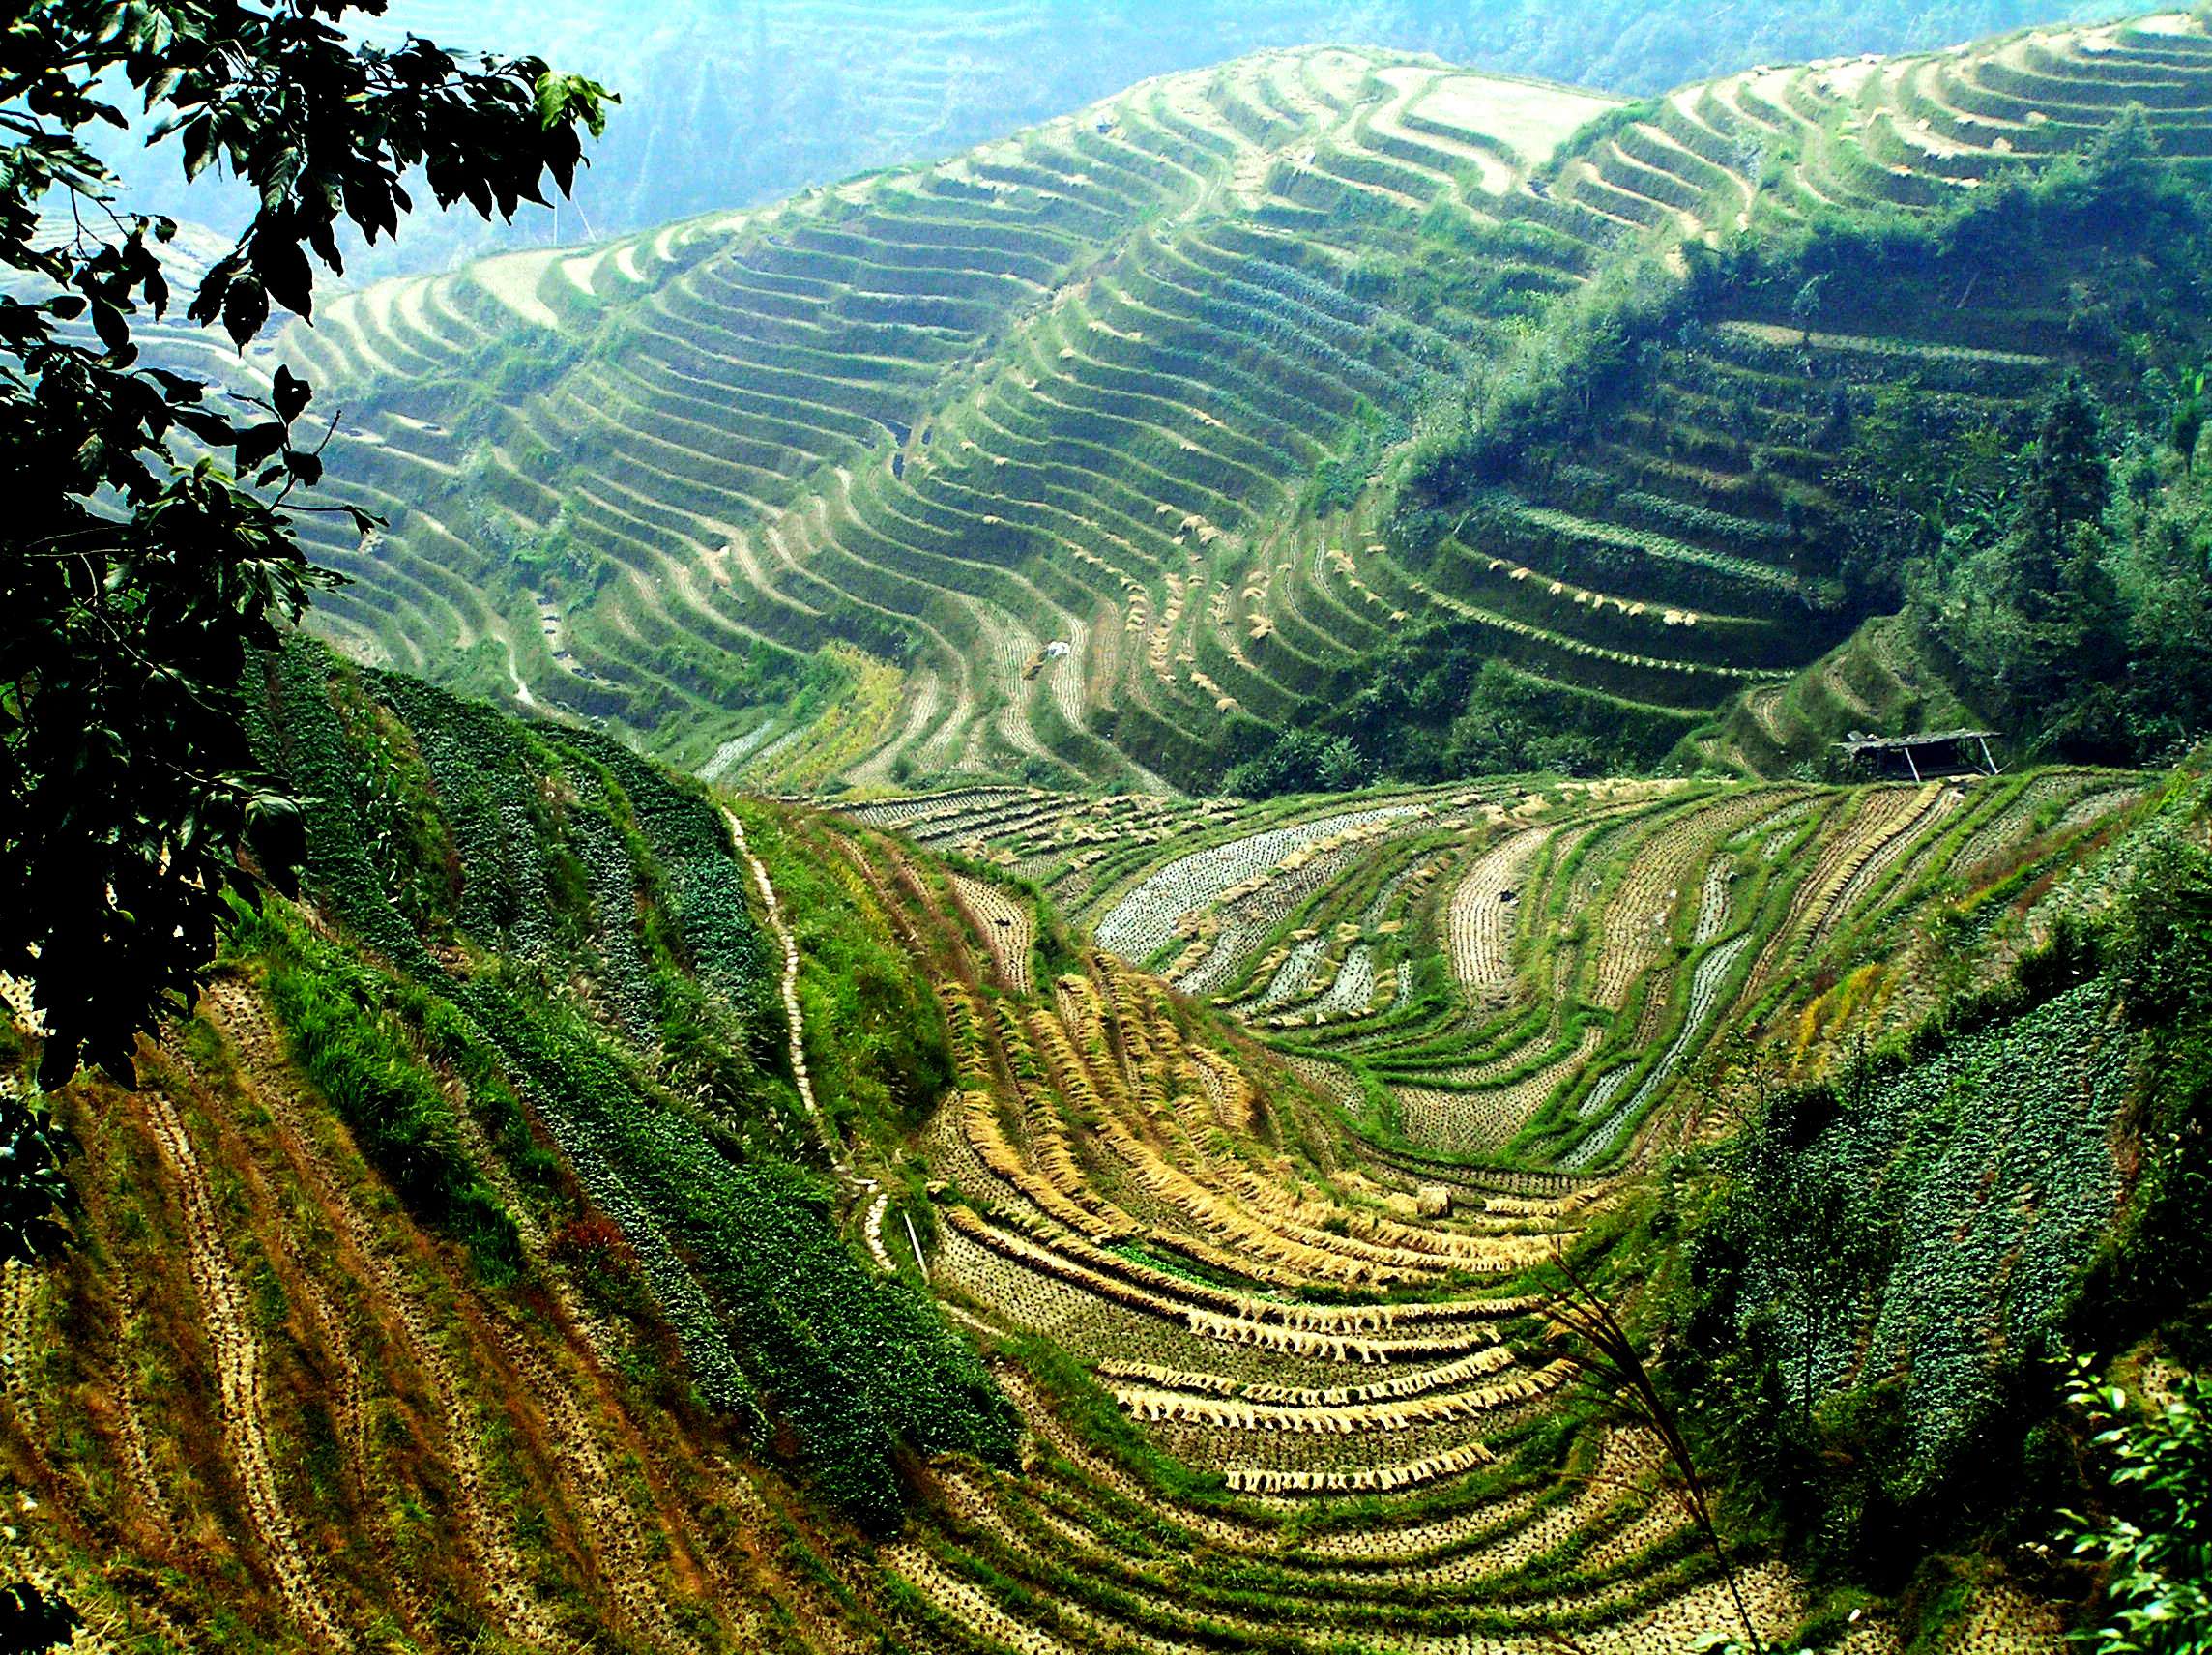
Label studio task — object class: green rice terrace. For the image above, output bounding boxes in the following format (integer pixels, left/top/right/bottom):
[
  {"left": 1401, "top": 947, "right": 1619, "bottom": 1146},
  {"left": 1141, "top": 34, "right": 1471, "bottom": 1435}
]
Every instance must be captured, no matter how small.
[
  {"left": 840, "top": 763, "right": 2149, "bottom": 1172},
  {"left": 217, "top": 11, "right": 2212, "bottom": 793},
  {"left": 5, "top": 7, "right": 2211, "bottom": 1653},
  {"left": 0, "top": 638, "right": 2199, "bottom": 1651}
]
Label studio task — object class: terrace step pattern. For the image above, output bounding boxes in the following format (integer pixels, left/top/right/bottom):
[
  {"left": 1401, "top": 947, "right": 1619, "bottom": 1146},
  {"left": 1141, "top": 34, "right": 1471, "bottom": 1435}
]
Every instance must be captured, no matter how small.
[
  {"left": 246, "top": 17, "right": 2211, "bottom": 789},
  {"left": 824, "top": 822, "right": 1860, "bottom": 1655},
  {"left": 818, "top": 765, "right": 2132, "bottom": 1640},
  {"left": 250, "top": 50, "right": 1639, "bottom": 787},
  {"left": 845, "top": 764, "right": 2143, "bottom": 1184}
]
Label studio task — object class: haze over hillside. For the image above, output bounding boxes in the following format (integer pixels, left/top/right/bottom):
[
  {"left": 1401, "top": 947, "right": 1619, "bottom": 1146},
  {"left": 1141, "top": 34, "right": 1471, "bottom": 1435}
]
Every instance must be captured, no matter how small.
[{"left": 98, "top": 0, "right": 2124, "bottom": 276}]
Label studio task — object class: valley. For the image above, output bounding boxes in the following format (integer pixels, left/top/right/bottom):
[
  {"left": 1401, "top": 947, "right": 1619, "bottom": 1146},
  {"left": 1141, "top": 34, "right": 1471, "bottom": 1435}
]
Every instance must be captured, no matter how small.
[{"left": 3, "top": 7, "right": 2209, "bottom": 1653}]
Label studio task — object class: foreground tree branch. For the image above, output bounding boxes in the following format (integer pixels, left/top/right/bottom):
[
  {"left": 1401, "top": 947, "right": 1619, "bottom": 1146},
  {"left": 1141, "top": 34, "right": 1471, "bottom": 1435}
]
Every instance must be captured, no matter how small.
[{"left": 0, "top": 0, "right": 615, "bottom": 1086}]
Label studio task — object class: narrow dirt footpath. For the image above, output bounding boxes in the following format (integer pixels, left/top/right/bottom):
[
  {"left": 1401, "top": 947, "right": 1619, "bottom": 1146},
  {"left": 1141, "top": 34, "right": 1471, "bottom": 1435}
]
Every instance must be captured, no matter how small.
[{"left": 724, "top": 808, "right": 848, "bottom": 1177}]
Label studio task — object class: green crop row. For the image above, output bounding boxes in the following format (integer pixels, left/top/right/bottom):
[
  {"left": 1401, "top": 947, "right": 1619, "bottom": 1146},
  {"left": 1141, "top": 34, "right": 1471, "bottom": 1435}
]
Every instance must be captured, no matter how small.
[
  {"left": 231, "top": 901, "right": 529, "bottom": 1282},
  {"left": 249, "top": 638, "right": 1018, "bottom": 1531},
  {"left": 465, "top": 975, "right": 1015, "bottom": 1531}
]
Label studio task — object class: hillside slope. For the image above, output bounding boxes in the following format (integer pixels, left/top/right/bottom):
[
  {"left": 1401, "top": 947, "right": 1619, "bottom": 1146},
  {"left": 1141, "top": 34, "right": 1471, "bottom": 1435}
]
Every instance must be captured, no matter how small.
[
  {"left": 1, "top": 651, "right": 2190, "bottom": 1650},
  {"left": 260, "top": 46, "right": 1623, "bottom": 788},
  {"left": 237, "top": 13, "right": 2212, "bottom": 792}
]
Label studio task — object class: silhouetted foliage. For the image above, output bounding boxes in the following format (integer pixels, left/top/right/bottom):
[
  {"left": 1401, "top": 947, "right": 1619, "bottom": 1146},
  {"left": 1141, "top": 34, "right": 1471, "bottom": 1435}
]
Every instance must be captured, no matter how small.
[
  {"left": 0, "top": 1583, "right": 75, "bottom": 1655},
  {"left": 1, "top": 1, "right": 612, "bottom": 1086}
]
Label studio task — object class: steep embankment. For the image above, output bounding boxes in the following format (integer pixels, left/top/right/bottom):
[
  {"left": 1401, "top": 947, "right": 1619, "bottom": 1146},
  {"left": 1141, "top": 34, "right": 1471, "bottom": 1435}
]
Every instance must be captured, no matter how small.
[{"left": 2, "top": 987, "right": 841, "bottom": 1650}]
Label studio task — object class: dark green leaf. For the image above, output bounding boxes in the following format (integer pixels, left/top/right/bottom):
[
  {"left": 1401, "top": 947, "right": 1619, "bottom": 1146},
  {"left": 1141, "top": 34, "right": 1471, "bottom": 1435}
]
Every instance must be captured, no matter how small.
[
  {"left": 248, "top": 233, "right": 313, "bottom": 320},
  {"left": 220, "top": 276, "right": 269, "bottom": 347},
  {"left": 272, "top": 364, "right": 311, "bottom": 425},
  {"left": 235, "top": 421, "right": 286, "bottom": 472}
]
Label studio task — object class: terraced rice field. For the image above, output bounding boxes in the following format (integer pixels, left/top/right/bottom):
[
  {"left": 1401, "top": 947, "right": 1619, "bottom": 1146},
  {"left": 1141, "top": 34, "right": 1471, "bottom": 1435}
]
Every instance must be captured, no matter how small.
[
  {"left": 786, "top": 753, "right": 2156, "bottom": 1651},
  {"left": 846, "top": 763, "right": 2145, "bottom": 1178},
  {"left": 245, "top": 16, "right": 2212, "bottom": 790},
  {"left": 255, "top": 44, "right": 1629, "bottom": 785},
  {"left": 270, "top": 17, "right": 2209, "bottom": 790},
  {"left": 4, "top": 735, "right": 2127, "bottom": 1647},
  {"left": 951, "top": 872, "right": 1038, "bottom": 994},
  {"left": 833, "top": 842, "right": 1794, "bottom": 1650}
]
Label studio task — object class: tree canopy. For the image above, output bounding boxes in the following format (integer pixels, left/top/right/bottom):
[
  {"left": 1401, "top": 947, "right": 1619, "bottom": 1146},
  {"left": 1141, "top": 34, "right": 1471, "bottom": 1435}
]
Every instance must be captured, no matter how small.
[{"left": 1, "top": 0, "right": 612, "bottom": 1091}]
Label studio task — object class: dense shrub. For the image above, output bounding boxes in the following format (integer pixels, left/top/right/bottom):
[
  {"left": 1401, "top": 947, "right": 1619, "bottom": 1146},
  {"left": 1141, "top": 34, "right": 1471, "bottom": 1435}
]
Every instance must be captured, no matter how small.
[
  {"left": 1224, "top": 729, "right": 1369, "bottom": 798},
  {"left": 2061, "top": 1365, "right": 2212, "bottom": 1655},
  {"left": 468, "top": 977, "right": 1015, "bottom": 1531},
  {"left": 2107, "top": 829, "right": 2212, "bottom": 1029}
]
